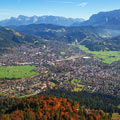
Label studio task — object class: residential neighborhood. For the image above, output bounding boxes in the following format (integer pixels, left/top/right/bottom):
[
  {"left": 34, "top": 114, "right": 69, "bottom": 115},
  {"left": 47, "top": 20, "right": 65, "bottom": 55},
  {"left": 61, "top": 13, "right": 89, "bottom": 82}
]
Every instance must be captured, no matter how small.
[{"left": 0, "top": 43, "right": 120, "bottom": 98}]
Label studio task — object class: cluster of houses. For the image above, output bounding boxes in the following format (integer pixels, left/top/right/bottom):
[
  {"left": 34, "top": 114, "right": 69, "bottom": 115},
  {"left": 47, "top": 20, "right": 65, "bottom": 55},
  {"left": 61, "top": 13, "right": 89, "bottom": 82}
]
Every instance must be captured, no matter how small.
[{"left": 0, "top": 43, "right": 120, "bottom": 98}]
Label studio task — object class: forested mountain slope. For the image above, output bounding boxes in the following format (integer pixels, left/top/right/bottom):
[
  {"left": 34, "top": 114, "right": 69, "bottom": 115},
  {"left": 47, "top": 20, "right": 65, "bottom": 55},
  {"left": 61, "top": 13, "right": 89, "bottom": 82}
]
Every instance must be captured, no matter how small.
[
  {"left": 10, "top": 24, "right": 120, "bottom": 51},
  {"left": 0, "top": 96, "right": 110, "bottom": 120}
]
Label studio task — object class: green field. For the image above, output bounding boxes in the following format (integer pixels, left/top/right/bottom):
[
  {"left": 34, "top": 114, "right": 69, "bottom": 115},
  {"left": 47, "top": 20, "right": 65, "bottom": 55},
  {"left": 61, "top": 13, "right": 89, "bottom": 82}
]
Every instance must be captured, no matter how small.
[
  {"left": 73, "top": 87, "right": 84, "bottom": 92},
  {"left": 117, "top": 105, "right": 120, "bottom": 109},
  {"left": 0, "top": 65, "right": 37, "bottom": 79},
  {"left": 60, "top": 51, "right": 66, "bottom": 55},
  {"left": 0, "top": 92, "right": 3, "bottom": 95},
  {"left": 50, "top": 82, "right": 56, "bottom": 87},
  {"left": 88, "top": 86, "right": 92, "bottom": 89},
  {"left": 71, "top": 79, "right": 81, "bottom": 84},
  {"left": 20, "top": 93, "right": 34, "bottom": 98},
  {"left": 78, "top": 45, "right": 120, "bottom": 64}
]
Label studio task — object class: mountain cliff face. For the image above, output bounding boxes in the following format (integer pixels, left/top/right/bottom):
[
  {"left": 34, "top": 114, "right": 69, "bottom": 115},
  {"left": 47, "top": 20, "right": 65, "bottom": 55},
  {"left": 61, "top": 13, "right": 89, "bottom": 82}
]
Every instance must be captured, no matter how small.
[
  {"left": 0, "top": 15, "right": 84, "bottom": 26},
  {"left": 72, "top": 9, "right": 120, "bottom": 28}
]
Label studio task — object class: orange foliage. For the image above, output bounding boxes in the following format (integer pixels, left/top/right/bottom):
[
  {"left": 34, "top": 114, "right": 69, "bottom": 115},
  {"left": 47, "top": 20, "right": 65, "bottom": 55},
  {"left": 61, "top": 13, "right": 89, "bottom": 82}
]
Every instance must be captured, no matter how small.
[{"left": 0, "top": 96, "right": 110, "bottom": 120}]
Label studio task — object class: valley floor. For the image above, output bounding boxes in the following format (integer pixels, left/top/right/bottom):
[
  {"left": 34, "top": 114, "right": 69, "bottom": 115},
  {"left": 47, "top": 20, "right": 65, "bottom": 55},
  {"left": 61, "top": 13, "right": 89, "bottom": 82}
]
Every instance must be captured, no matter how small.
[{"left": 0, "top": 41, "right": 120, "bottom": 98}]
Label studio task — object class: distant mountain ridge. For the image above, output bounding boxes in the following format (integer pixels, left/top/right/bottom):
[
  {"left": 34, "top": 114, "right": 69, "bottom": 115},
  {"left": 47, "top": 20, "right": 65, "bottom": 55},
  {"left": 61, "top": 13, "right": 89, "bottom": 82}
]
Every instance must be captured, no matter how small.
[
  {"left": 1, "top": 9, "right": 120, "bottom": 28},
  {"left": 10, "top": 24, "right": 102, "bottom": 43},
  {"left": 1, "top": 9, "right": 120, "bottom": 53},
  {"left": 72, "top": 9, "right": 120, "bottom": 28},
  {"left": 10, "top": 24, "right": 120, "bottom": 51},
  {"left": 0, "top": 15, "right": 84, "bottom": 26}
]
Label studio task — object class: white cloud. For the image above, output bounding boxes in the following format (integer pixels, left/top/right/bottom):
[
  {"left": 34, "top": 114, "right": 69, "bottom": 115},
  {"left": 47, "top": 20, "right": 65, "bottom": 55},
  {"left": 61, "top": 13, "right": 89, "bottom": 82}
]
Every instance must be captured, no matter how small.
[{"left": 77, "top": 2, "right": 88, "bottom": 7}]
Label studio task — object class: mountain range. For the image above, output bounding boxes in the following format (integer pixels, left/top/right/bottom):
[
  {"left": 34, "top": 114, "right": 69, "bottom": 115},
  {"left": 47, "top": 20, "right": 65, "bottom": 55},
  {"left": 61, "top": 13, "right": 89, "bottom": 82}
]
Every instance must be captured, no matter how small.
[
  {"left": 0, "top": 9, "right": 120, "bottom": 53},
  {"left": 72, "top": 9, "right": 120, "bottom": 29},
  {"left": 1, "top": 9, "right": 120, "bottom": 28},
  {"left": 0, "top": 15, "right": 84, "bottom": 26}
]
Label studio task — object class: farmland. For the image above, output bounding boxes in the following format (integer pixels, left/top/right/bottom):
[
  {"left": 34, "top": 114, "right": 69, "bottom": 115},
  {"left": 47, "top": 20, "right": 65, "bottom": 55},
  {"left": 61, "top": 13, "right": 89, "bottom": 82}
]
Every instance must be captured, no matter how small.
[
  {"left": 78, "top": 45, "right": 120, "bottom": 64},
  {"left": 0, "top": 65, "right": 37, "bottom": 79}
]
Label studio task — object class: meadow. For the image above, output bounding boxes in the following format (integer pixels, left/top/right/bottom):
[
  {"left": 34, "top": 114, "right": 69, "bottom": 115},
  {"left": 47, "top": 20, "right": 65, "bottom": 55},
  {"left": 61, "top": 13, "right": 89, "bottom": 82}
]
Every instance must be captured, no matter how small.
[
  {"left": 78, "top": 45, "right": 120, "bottom": 64},
  {"left": 0, "top": 65, "right": 37, "bottom": 79},
  {"left": 60, "top": 51, "right": 66, "bottom": 55},
  {"left": 50, "top": 82, "right": 56, "bottom": 87},
  {"left": 71, "top": 79, "right": 81, "bottom": 84}
]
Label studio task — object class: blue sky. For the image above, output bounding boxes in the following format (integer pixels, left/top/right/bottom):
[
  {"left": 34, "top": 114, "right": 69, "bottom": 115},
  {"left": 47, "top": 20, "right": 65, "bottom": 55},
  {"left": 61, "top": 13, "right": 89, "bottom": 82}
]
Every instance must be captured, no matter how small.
[{"left": 0, "top": 0, "right": 120, "bottom": 20}]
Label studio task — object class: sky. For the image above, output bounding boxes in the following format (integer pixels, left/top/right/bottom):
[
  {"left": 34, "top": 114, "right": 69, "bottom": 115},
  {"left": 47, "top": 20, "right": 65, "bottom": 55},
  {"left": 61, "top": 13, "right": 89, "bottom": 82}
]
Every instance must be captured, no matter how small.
[{"left": 0, "top": 0, "right": 120, "bottom": 20}]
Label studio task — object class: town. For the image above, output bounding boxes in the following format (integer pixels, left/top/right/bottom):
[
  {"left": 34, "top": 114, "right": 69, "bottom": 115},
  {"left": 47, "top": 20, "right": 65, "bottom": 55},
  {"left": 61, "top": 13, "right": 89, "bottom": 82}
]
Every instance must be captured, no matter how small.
[{"left": 0, "top": 41, "right": 120, "bottom": 98}]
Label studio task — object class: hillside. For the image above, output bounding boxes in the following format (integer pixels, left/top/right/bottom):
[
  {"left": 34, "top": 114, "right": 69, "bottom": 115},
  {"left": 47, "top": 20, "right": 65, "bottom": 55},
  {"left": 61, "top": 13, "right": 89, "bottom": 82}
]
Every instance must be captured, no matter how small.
[
  {"left": 0, "top": 26, "right": 42, "bottom": 54},
  {"left": 0, "top": 15, "right": 84, "bottom": 26},
  {"left": 0, "top": 96, "right": 110, "bottom": 120},
  {"left": 10, "top": 24, "right": 103, "bottom": 45},
  {"left": 10, "top": 24, "right": 120, "bottom": 51}
]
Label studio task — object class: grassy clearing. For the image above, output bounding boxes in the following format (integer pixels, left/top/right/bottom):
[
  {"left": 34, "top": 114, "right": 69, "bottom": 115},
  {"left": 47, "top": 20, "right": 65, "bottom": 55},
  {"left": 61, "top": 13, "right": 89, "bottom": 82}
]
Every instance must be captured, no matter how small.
[
  {"left": 78, "top": 45, "right": 120, "bottom": 64},
  {"left": 88, "top": 86, "right": 92, "bottom": 89},
  {"left": 0, "top": 92, "right": 3, "bottom": 95},
  {"left": 71, "top": 79, "right": 84, "bottom": 91},
  {"left": 117, "top": 105, "right": 120, "bottom": 109},
  {"left": 73, "top": 87, "right": 83, "bottom": 92},
  {"left": 71, "top": 79, "right": 81, "bottom": 84},
  {"left": 60, "top": 51, "right": 66, "bottom": 55},
  {"left": 77, "top": 84, "right": 85, "bottom": 88},
  {"left": 50, "top": 82, "right": 56, "bottom": 87},
  {"left": 0, "top": 65, "right": 37, "bottom": 79},
  {"left": 44, "top": 40, "right": 49, "bottom": 42},
  {"left": 20, "top": 93, "right": 33, "bottom": 98}
]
